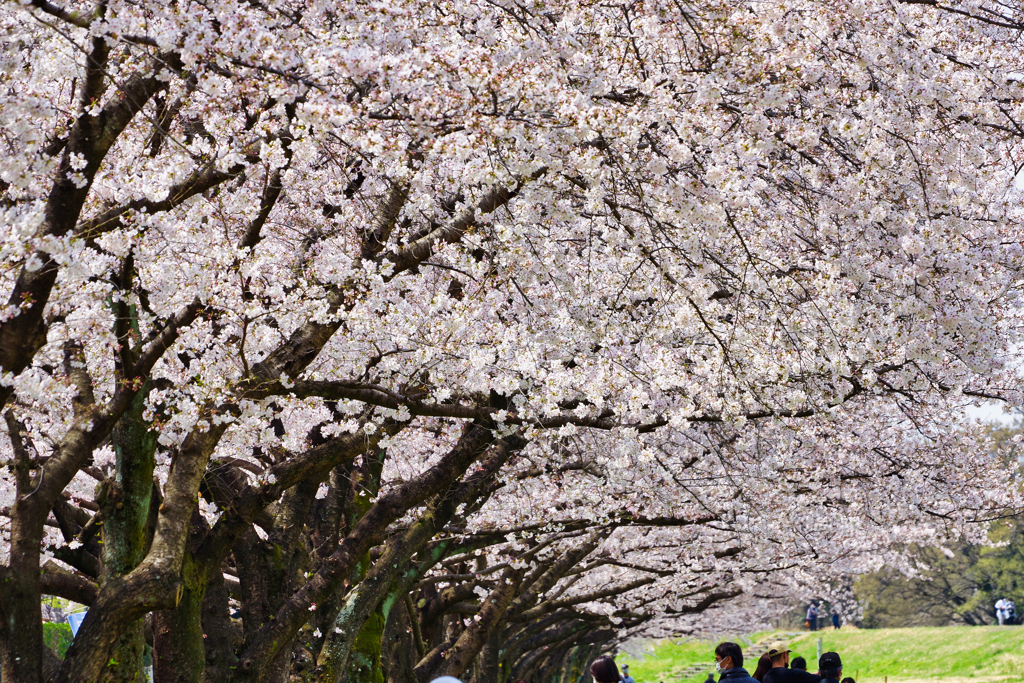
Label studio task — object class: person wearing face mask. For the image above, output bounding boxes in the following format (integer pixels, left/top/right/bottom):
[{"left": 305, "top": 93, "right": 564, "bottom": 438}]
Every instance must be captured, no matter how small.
[{"left": 713, "top": 642, "right": 758, "bottom": 683}]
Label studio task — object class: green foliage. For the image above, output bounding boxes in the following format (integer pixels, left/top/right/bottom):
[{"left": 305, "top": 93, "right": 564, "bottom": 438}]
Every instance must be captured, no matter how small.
[
  {"left": 854, "top": 420, "right": 1024, "bottom": 629},
  {"left": 42, "top": 622, "right": 74, "bottom": 660},
  {"left": 982, "top": 417, "right": 1024, "bottom": 469},
  {"left": 854, "top": 519, "right": 1024, "bottom": 628},
  {"left": 854, "top": 543, "right": 987, "bottom": 627}
]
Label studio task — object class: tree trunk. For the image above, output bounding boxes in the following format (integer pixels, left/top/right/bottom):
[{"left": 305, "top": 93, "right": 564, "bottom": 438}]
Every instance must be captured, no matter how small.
[
  {"left": 1, "top": 413, "right": 48, "bottom": 683},
  {"left": 468, "top": 631, "right": 502, "bottom": 683},
  {"left": 346, "top": 610, "right": 386, "bottom": 683},
  {"left": 153, "top": 584, "right": 204, "bottom": 683},
  {"left": 200, "top": 569, "right": 239, "bottom": 683},
  {"left": 381, "top": 596, "right": 417, "bottom": 683},
  {"left": 101, "top": 386, "right": 158, "bottom": 683},
  {"left": 426, "top": 567, "right": 524, "bottom": 682},
  {"left": 1, "top": 528, "right": 45, "bottom": 683}
]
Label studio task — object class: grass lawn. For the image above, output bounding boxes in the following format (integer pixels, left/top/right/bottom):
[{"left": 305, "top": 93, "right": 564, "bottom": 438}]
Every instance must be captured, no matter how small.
[
  {"left": 617, "top": 638, "right": 717, "bottom": 683},
  {"left": 617, "top": 632, "right": 774, "bottom": 683},
  {"left": 619, "top": 626, "right": 1024, "bottom": 683},
  {"left": 788, "top": 626, "right": 1024, "bottom": 682}
]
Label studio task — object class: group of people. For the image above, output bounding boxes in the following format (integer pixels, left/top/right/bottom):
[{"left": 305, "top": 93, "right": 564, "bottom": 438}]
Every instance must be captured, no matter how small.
[
  {"left": 805, "top": 603, "right": 840, "bottom": 632},
  {"left": 709, "top": 642, "right": 854, "bottom": 683},
  {"left": 995, "top": 597, "right": 1017, "bottom": 626},
  {"left": 586, "top": 641, "right": 855, "bottom": 683}
]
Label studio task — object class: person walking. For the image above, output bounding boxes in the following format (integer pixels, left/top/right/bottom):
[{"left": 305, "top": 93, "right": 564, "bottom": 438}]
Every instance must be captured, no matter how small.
[
  {"left": 818, "top": 652, "right": 843, "bottom": 683},
  {"left": 831, "top": 609, "right": 840, "bottom": 630},
  {"left": 761, "top": 643, "right": 821, "bottom": 683},
  {"left": 713, "top": 642, "right": 759, "bottom": 683},
  {"left": 621, "top": 665, "right": 636, "bottom": 683}
]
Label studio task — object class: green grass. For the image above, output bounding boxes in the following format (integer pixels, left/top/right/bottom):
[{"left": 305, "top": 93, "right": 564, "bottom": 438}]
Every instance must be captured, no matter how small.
[
  {"left": 618, "top": 638, "right": 716, "bottom": 683},
  {"left": 618, "top": 631, "right": 775, "bottom": 683},
  {"left": 787, "top": 626, "right": 1024, "bottom": 682},
  {"left": 619, "top": 627, "right": 1024, "bottom": 683}
]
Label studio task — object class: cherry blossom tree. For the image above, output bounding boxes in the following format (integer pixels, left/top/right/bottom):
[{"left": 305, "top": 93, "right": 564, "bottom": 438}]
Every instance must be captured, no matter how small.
[{"left": 2, "top": 0, "right": 1024, "bottom": 682}]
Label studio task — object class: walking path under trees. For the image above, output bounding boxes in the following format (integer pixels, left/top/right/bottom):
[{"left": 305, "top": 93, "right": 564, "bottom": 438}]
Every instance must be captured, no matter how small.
[{"left": 2, "top": 0, "right": 1024, "bottom": 682}]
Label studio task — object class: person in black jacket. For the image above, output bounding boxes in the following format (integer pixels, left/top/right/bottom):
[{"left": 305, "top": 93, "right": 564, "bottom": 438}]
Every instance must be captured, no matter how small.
[
  {"left": 713, "top": 642, "right": 759, "bottom": 683},
  {"left": 761, "top": 643, "right": 821, "bottom": 683},
  {"left": 818, "top": 652, "right": 843, "bottom": 683}
]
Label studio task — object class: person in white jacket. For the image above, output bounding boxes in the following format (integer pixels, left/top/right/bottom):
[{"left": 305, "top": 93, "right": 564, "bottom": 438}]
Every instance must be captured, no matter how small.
[{"left": 995, "top": 597, "right": 1008, "bottom": 625}]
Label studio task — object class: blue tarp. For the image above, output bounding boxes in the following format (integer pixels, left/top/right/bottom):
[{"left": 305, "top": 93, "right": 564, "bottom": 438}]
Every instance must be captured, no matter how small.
[{"left": 67, "top": 611, "right": 86, "bottom": 636}]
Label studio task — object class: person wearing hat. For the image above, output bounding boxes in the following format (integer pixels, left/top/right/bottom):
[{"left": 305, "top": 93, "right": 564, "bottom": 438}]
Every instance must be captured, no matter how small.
[
  {"left": 621, "top": 665, "right": 636, "bottom": 683},
  {"left": 761, "top": 642, "right": 821, "bottom": 683},
  {"left": 818, "top": 652, "right": 843, "bottom": 683},
  {"left": 712, "top": 642, "right": 758, "bottom": 683}
]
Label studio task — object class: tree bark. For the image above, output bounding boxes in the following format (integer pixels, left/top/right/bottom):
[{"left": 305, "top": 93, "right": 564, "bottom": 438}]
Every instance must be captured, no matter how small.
[
  {"left": 1, "top": 412, "right": 49, "bottom": 683},
  {"left": 228, "top": 425, "right": 494, "bottom": 683},
  {"left": 425, "top": 566, "right": 524, "bottom": 682},
  {"left": 200, "top": 568, "right": 239, "bottom": 683},
  {"left": 318, "top": 436, "right": 517, "bottom": 682},
  {"left": 153, "top": 583, "right": 204, "bottom": 683},
  {"left": 101, "top": 378, "right": 159, "bottom": 683}
]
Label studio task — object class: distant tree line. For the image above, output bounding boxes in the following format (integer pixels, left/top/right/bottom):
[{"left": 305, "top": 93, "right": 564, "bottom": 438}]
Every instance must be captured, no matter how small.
[{"left": 856, "top": 422, "right": 1024, "bottom": 629}]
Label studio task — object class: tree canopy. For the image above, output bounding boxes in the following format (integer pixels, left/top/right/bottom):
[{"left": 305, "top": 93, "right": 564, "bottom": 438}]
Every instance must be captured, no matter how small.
[{"left": 2, "top": 0, "right": 1024, "bottom": 682}]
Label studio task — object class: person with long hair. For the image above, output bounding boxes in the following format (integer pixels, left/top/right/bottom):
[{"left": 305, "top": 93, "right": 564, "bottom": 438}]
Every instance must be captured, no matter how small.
[
  {"left": 752, "top": 653, "right": 772, "bottom": 682},
  {"left": 590, "top": 655, "right": 621, "bottom": 683}
]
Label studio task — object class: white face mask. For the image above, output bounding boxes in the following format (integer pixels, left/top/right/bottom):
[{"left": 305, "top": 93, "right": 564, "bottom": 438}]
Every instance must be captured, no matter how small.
[{"left": 715, "top": 659, "right": 728, "bottom": 674}]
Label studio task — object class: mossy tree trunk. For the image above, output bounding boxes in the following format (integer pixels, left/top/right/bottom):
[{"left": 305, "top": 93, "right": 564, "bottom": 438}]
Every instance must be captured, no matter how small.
[{"left": 101, "top": 262, "right": 159, "bottom": 683}]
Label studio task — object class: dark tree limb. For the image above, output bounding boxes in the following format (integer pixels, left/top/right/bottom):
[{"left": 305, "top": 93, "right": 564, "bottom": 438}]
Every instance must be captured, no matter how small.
[{"left": 229, "top": 424, "right": 495, "bottom": 683}]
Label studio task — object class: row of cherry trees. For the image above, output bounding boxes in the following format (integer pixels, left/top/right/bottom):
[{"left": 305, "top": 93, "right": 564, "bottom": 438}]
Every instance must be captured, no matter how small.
[{"left": 2, "top": 0, "right": 1024, "bottom": 681}]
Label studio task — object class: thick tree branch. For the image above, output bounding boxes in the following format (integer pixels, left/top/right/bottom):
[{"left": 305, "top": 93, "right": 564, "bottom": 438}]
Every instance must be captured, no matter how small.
[
  {"left": 41, "top": 561, "right": 99, "bottom": 605},
  {"left": 230, "top": 424, "right": 495, "bottom": 683}
]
